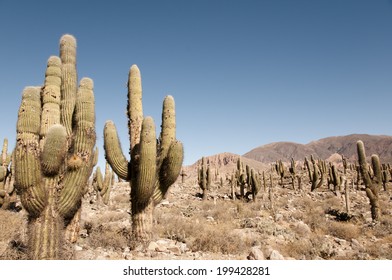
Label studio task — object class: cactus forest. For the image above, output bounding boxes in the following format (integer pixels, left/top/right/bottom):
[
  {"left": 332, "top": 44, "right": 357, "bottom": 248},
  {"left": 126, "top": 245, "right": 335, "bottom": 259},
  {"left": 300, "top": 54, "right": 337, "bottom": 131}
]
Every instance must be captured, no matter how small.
[{"left": 1, "top": 35, "right": 391, "bottom": 260}]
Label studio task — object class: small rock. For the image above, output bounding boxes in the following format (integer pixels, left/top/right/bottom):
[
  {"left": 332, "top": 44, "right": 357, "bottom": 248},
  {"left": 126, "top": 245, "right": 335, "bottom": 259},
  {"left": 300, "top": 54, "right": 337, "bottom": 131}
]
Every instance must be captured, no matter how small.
[
  {"left": 247, "top": 247, "right": 265, "bottom": 260},
  {"left": 80, "top": 229, "right": 88, "bottom": 238},
  {"left": 74, "top": 245, "right": 83, "bottom": 251},
  {"left": 295, "top": 221, "right": 311, "bottom": 235},
  {"left": 334, "top": 237, "right": 347, "bottom": 246},
  {"left": 269, "top": 250, "right": 284, "bottom": 260},
  {"left": 206, "top": 216, "right": 215, "bottom": 222},
  {"left": 178, "top": 242, "right": 188, "bottom": 253},
  {"left": 167, "top": 246, "right": 181, "bottom": 255},
  {"left": 351, "top": 239, "right": 364, "bottom": 251},
  {"left": 159, "top": 200, "right": 171, "bottom": 206},
  {"left": 274, "top": 214, "right": 283, "bottom": 221},
  {"left": 147, "top": 242, "right": 158, "bottom": 251}
]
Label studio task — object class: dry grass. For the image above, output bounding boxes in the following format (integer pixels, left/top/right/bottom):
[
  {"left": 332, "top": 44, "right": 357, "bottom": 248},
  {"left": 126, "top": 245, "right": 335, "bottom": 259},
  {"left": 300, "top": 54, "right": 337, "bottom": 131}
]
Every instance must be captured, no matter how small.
[
  {"left": 327, "top": 221, "right": 360, "bottom": 240},
  {"left": 154, "top": 200, "right": 255, "bottom": 256},
  {"left": 87, "top": 224, "right": 130, "bottom": 250},
  {"left": 282, "top": 238, "right": 314, "bottom": 259},
  {"left": 0, "top": 210, "right": 28, "bottom": 260}
]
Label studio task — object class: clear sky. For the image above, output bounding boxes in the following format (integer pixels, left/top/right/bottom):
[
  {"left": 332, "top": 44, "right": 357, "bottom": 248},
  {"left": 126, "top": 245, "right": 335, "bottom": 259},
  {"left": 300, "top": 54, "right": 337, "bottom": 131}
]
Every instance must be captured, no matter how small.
[{"left": 0, "top": 0, "right": 391, "bottom": 168}]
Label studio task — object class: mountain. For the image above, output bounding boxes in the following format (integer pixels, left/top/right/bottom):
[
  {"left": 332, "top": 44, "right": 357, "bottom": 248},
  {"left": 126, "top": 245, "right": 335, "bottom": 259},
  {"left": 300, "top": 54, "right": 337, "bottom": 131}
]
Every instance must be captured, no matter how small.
[
  {"left": 183, "top": 152, "right": 270, "bottom": 179},
  {"left": 243, "top": 134, "right": 392, "bottom": 163}
]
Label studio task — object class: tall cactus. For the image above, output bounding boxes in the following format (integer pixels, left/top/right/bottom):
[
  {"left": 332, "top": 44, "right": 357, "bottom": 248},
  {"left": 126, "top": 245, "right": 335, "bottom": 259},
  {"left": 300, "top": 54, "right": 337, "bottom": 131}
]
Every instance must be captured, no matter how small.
[
  {"left": 357, "top": 140, "right": 381, "bottom": 221},
  {"left": 198, "top": 157, "right": 211, "bottom": 200},
  {"left": 0, "top": 138, "right": 13, "bottom": 209},
  {"left": 92, "top": 163, "right": 113, "bottom": 205},
  {"left": 103, "top": 65, "right": 183, "bottom": 245},
  {"left": 14, "top": 35, "right": 96, "bottom": 259}
]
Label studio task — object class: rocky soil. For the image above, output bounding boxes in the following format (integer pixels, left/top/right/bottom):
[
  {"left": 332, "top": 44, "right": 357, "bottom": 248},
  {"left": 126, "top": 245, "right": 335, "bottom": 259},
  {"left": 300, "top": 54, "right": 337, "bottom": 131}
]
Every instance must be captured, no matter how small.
[{"left": 1, "top": 173, "right": 392, "bottom": 260}]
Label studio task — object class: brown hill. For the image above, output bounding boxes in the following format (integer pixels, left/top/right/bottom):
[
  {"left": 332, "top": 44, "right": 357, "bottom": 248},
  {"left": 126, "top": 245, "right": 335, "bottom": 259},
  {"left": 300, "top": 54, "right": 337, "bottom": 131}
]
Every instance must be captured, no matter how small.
[
  {"left": 243, "top": 134, "right": 392, "bottom": 163},
  {"left": 183, "top": 152, "right": 270, "bottom": 180}
]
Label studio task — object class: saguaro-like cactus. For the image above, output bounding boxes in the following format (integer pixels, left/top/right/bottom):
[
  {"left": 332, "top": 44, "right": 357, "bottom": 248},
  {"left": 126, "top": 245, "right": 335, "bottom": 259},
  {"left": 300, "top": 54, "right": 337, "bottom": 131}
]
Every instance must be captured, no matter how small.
[
  {"left": 14, "top": 35, "right": 96, "bottom": 259},
  {"left": 104, "top": 65, "right": 183, "bottom": 245},
  {"left": 357, "top": 140, "right": 381, "bottom": 221},
  {"left": 198, "top": 157, "right": 211, "bottom": 200},
  {"left": 0, "top": 138, "right": 13, "bottom": 209},
  {"left": 92, "top": 163, "right": 113, "bottom": 205}
]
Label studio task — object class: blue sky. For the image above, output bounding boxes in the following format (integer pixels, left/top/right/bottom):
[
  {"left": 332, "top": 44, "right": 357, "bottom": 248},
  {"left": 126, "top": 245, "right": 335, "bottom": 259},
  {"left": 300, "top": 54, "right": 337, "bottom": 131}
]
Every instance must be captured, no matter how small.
[{"left": 0, "top": 0, "right": 391, "bottom": 167}]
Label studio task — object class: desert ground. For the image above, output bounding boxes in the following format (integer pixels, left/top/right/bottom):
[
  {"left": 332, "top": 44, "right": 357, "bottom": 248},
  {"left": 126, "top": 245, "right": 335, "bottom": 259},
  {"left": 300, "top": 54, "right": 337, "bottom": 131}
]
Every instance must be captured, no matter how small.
[{"left": 1, "top": 156, "right": 391, "bottom": 260}]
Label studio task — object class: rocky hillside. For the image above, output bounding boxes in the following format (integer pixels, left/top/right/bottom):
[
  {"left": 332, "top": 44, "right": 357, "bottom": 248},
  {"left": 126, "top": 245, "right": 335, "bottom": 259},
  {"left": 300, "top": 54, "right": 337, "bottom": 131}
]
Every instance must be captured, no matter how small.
[
  {"left": 183, "top": 152, "right": 270, "bottom": 180},
  {"left": 243, "top": 134, "right": 392, "bottom": 163}
]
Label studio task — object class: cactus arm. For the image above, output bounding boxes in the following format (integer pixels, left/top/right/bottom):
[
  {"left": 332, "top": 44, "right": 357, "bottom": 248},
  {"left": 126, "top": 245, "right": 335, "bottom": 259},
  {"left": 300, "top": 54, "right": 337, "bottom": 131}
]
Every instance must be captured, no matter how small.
[
  {"left": 40, "top": 56, "right": 62, "bottom": 140},
  {"left": 41, "top": 125, "right": 68, "bottom": 176},
  {"left": 131, "top": 117, "right": 157, "bottom": 207},
  {"left": 153, "top": 140, "right": 184, "bottom": 204},
  {"left": 128, "top": 64, "right": 143, "bottom": 151},
  {"left": 357, "top": 140, "right": 372, "bottom": 186},
  {"left": 157, "top": 96, "right": 176, "bottom": 166},
  {"left": 58, "top": 78, "right": 96, "bottom": 219},
  {"left": 15, "top": 87, "right": 47, "bottom": 217},
  {"left": 103, "top": 121, "right": 129, "bottom": 180},
  {"left": 60, "top": 35, "right": 78, "bottom": 136}
]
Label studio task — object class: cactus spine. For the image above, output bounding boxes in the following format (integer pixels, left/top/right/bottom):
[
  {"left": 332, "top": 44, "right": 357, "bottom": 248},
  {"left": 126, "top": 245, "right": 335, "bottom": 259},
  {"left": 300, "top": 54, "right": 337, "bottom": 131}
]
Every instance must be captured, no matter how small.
[
  {"left": 14, "top": 35, "right": 96, "bottom": 259},
  {"left": 356, "top": 140, "right": 381, "bottom": 221},
  {"left": 103, "top": 65, "right": 183, "bottom": 245}
]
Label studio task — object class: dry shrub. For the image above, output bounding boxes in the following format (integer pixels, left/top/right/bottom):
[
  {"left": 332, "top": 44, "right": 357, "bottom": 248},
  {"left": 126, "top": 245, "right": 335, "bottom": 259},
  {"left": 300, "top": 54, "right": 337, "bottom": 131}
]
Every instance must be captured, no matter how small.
[
  {"left": 282, "top": 238, "right": 314, "bottom": 259},
  {"left": 364, "top": 235, "right": 392, "bottom": 259},
  {"left": 110, "top": 193, "right": 130, "bottom": 206},
  {"left": 327, "top": 221, "right": 360, "bottom": 240},
  {"left": 0, "top": 210, "right": 28, "bottom": 260},
  {"left": 371, "top": 215, "right": 392, "bottom": 238},
  {"left": 321, "top": 196, "right": 343, "bottom": 212},
  {"left": 303, "top": 205, "right": 328, "bottom": 234},
  {"left": 155, "top": 206, "right": 252, "bottom": 255},
  {"left": 189, "top": 223, "right": 252, "bottom": 255},
  {"left": 88, "top": 224, "right": 129, "bottom": 250},
  {"left": 233, "top": 201, "right": 261, "bottom": 219},
  {"left": 95, "top": 211, "right": 127, "bottom": 225}
]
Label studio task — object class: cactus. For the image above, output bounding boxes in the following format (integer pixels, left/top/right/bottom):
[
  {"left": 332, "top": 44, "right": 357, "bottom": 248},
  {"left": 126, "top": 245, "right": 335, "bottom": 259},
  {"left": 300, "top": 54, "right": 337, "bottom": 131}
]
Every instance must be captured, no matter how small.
[
  {"left": 103, "top": 65, "right": 183, "bottom": 245},
  {"left": 276, "top": 160, "right": 285, "bottom": 187},
  {"left": 249, "top": 168, "right": 261, "bottom": 202},
  {"left": 92, "top": 163, "right": 113, "bottom": 205},
  {"left": 230, "top": 173, "right": 236, "bottom": 200},
  {"left": 180, "top": 169, "right": 187, "bottom": 185},
  {"left": 342, "top": 154, "right": 348, "bottom": 175},
  {"left": 381, "top": 164, "right": 389, "bottom": 191},
  {"left": 236, "top": 157, "right": 247, "bottom": 199},
  {"left": 0, "top": 138, "right": 13, "bottom": 209},
  {"left": 14, "top": 35, "right": 96, "bottom": 259},
  {"left": 198, "top": 157, "right": 210, "bottom": 200},
  {"left": 356, "top": 140, "right": 381, "bottom": 221},
  {"left": 330, "top": 164, "right": 342, "bottom": 192},
  {"left": 305, "top": 156, "right": 324, "bottom": 192},
  {"left": 289, "top": 158, "right": 296, "bottom": 189}
]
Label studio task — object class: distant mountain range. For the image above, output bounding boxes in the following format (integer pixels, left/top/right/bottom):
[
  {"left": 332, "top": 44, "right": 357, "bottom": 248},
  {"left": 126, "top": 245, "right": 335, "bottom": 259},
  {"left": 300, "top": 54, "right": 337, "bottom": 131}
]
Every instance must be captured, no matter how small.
[
  {"left": 243, "top": 134, "right": 392, "bottom": 163},
  {"left": 184, "top": 134, "right": 392, "bottom": 177}
]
